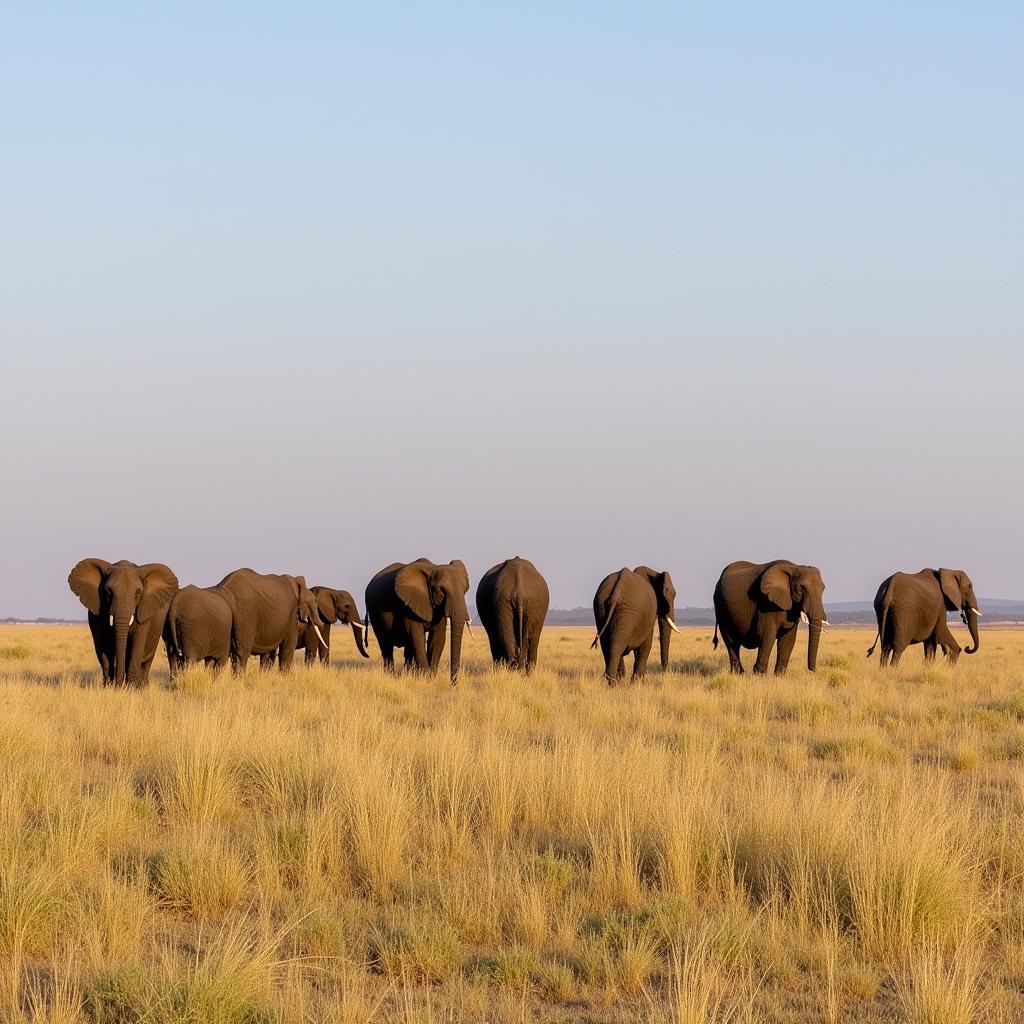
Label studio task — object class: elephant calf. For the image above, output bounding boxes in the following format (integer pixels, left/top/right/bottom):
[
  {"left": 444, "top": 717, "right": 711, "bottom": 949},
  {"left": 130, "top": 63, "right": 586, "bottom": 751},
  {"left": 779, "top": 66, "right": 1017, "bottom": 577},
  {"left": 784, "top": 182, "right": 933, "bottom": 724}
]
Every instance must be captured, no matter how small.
[
  {"left": 295, "top": 586, "right": 370, "bottom": 664},
  {"left": 592, "top": 566, "right": 680, "bottom": 684},
  {"left": 713, "top": 560, "right": 828, "bottom": 675},
  {"left": 164, "top": 584, "right": 238, "bottom": 675},
  {"left": 476, "top": 556, "right": 550, "bottom": 673},
  {"left": 867, "top": 568, "right": 981, "bottom": 667}
]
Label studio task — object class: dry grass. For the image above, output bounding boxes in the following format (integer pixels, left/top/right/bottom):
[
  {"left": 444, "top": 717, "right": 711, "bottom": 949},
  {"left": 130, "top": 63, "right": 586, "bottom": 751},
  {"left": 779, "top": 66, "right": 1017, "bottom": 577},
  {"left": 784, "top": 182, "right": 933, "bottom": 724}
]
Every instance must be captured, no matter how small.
[{"left": 0, "top": 623, "right": 1022, "bottom": 1022}]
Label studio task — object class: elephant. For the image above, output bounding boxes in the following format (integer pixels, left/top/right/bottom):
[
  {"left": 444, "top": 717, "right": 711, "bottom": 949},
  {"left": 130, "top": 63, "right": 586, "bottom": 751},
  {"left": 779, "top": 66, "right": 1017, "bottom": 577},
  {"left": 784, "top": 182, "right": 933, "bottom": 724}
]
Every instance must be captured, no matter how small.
[
  {"left": 713, "top": 560, "right": 828, "bottom": 675},
  {"left": 592, "top": 566, "right": 681, "bottom": 684},
  {"left": 866, "top": 568, "right": 981, "bottom": 667},
  {"left": 365, "top": 558, "right": 470, "bottom": 685},
  {"left": 68, "top": 559, "right": 179, "bottom": 686},
  {"left": 217, "top": 568, "right": 326, "bottom": 672},
  {"left": 163, "top": 584, "right": 239, "bottom": 675},
  {"left": 476, "top": 556, "right": 549, "bottom": 673},
  {"left": 295, "top": 587, "right": 370, "bottom": 664}
]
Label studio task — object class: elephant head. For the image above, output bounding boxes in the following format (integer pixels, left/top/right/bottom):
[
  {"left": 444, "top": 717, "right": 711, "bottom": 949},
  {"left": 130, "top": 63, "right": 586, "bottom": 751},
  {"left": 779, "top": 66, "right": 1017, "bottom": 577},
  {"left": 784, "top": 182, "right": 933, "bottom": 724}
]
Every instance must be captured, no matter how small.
[
  {"left": 937, "top": 569, "right": 981, "bottom": 656},
  {"left": 293, "top": 576, "right": 329, "bottom": 650},
  {"left": 395, "top": 558, "right": 470, "bottom": 684},
  {"left": 316, "top": 588, "right": 370, "bottom": 658},
  {"left": 68, "top": 559, "right": 178, "bottom": 683},
  {"left": 760, "top": 563, "right": 828, "bottom": 671},
  {"left": 633, "top": 566, "right": 681, "bottom": 670}
]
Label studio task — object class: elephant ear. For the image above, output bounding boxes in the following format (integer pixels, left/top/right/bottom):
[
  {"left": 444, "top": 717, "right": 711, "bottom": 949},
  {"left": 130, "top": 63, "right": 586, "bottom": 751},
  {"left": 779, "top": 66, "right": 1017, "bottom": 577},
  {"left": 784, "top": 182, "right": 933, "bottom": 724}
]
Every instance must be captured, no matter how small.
[
  {"left": 760, "top": 564, "right": 794, "bottom": 610},
  {"left": 68, "top": 558, "right": 112, "bottom": 614},
  {"left": 316, "top": 589, "right": 337, "bottom": 625},
  {"left": 137, "top": 564, "right": 179, "bottom": 621},
  {"left": 938, "top": 569, "right": 963, "bottom": 611},
  {"left": 449, "top": 560, "right": 470, "bottom": 595},
  {"left": 396, "top": 563, "right": 433, "bottom": 621}
]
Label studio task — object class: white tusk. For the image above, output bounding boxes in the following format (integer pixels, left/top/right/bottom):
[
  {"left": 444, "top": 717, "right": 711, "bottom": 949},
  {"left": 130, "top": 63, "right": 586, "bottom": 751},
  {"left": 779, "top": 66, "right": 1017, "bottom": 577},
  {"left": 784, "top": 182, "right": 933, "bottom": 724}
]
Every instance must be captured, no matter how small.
[
  {"left": 464, "top": 618, "right": 474, "bottom": 638},
  {"left": 351, "top": 621, "right": 368, "bottom": 631},
  {"left": 971, "top": 608, "right": 982, "bottom": 617},
  {"left": 800, "top": 611, "right": 809, "bottom": 624},
  {"left": 666, "top": 618, "right": 681, "bottom": 634},
  {"left": 313, "top": 624, "right": 328, "bottom": 648},
  {"left": 109, "top": 615, "right": 114, "bottom": 627},
  {"left": 129, "top": 614, "right": 134, "bottom": 626}
]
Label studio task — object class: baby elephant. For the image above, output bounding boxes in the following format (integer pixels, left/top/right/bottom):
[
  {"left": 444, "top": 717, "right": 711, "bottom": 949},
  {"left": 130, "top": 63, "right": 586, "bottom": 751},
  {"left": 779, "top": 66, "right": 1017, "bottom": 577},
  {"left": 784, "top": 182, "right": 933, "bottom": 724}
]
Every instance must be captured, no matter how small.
[
  {"left": 592, "top": 566, "right": 680, "bottom": 684},
  {"left": 164, "top": 585, "right": 239, "bottom": 675}
]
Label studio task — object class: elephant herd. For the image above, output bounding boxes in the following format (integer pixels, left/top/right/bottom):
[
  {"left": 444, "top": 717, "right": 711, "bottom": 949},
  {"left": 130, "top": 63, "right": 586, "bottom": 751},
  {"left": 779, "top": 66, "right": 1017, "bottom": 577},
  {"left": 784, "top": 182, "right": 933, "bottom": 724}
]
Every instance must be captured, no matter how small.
[{"left": 67, "top": 556, "right": 982, "bottom": 687}]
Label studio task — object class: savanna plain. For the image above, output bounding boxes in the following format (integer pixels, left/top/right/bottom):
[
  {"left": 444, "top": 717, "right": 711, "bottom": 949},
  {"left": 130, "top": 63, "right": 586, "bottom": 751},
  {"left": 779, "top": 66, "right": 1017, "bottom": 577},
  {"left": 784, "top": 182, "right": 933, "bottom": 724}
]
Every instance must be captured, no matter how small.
[{"left": 0, "top": 624, "right": 1022, "bottom": 1024}]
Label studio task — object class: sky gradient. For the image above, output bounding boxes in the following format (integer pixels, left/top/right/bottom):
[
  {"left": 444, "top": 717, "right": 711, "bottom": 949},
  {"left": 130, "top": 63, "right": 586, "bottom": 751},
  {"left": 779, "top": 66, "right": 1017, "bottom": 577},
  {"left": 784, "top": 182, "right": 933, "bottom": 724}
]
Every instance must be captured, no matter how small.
[{"left": 2, "top": 3, "right": 1022, "bottom": 617}]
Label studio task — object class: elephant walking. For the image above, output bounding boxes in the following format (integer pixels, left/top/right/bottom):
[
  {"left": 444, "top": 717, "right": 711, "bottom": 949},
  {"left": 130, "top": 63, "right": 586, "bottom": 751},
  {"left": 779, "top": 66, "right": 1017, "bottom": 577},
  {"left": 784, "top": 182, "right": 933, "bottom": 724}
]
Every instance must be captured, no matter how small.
[
  {"left": 592, "top": 566, "right": 680, "bottom": 684},
  {"left": 476, "top": 556, "right": 549, "bottom": 673},
  {"left": 68, "top": 559, "right": 179, "bottom": 686},
  {"left": 163, "top": 584, "right": 238, "bottom": 675},
  {"left": 713, "top": 561, "right": 827, "bottom": 675},
  {"left": 365, "top": 559, "right": 470, "bottom": 685},
  {"left": 296, "top": 587, "right": 370, "bottom": 664},
  {"left": 867, "top": 568, "right": 980, "bottom": 667},
  {"left": 217, "top": 569, "right": 325, "bottom": 672}
]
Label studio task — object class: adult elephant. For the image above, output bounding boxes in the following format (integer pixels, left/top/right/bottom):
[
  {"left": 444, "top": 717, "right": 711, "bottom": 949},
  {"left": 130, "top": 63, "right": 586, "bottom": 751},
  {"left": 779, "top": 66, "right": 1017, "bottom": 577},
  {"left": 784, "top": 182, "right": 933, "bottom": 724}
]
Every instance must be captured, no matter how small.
[
  {"left": 296, "top": 587, "right": 370, "bottom": 664},
  {"left": 68, "top": 559, "right": 179, "bottom": 686},
  {"left": 592, "top": 566, "right": 681, "bottom": 684},
  {"left": 163, "top": 584, "right": 239, "bottom": 675},
  {"left": 217, "top": 568, "right": 325, "bottom": 672},
  {"left": 713, "top": 560, "right": 827, "bottom": 675},
  {"left": 867, "top": 568, "right": 980, "bottom": 667},
  {"left": 476, "top": 556, "right": 549, "bottom": 673},
  {"left": 365, "top": 559, "right": 470, "bottom": 685}
]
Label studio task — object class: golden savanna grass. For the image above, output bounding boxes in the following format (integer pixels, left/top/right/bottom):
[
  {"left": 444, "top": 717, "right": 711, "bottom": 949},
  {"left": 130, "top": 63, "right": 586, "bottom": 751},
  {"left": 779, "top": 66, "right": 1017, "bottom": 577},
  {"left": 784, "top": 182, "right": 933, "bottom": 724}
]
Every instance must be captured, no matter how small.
[{"left": 0, "top": 623, "right": 1023, "bottom": 1022}]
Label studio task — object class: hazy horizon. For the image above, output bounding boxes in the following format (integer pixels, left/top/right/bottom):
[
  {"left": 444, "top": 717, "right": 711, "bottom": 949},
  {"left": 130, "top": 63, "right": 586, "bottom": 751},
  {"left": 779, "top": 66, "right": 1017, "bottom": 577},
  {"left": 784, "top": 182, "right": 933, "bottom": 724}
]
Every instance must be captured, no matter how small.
[{"left": 2, "top": 4, "right": 1022, "bottom": 618}]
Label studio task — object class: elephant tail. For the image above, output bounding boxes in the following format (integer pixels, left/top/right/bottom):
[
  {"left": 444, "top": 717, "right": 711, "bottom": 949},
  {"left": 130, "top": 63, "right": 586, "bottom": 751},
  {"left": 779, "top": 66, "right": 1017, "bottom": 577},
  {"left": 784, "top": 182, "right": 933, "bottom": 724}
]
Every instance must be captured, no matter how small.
[
  {"left": 172, "top": 615, "right": 185, "bottom": 660},
  {"left": 592, "top": 574, "right": 626, "bottom": 649},
  {"left": 867, "top": 599, "right": 890, "bottom": 658},
  {"left": 515, "top": 600, "right": 525, "bottom": 666},
  {"left": 712, "top": 619, "right": 719, "bottom": 650}
]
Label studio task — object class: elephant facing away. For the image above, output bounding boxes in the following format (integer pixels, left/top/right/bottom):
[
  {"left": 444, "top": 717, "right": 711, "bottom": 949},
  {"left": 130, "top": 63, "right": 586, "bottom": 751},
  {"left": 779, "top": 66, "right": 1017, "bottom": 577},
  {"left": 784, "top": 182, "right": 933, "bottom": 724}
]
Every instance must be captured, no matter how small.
[
  {"left": 713, "top": 560, "right": 827, "bottom": 675},
  {"left": 164, "top": 584, "right": 239, "bottom": 675},
  {"left": 365, "top": 559, "right": 470, "bottom": 685},
  {"left": 217, "top": 568, "right": 325, "bottom": 672},
  {"left": 68, "top": 559, "right": 179, "bottom": 686},
  {"left": 867, "top": 568, "right": 980, "bottom": 667},
  {"left": 592, "top": 566, "right": 680, "bottom": 684},
  {"left": 476, "top": 556, "right": 550, "bottom": 673},
  {"left": 296, "top": 587, "right": 370, "bottom": 664}
]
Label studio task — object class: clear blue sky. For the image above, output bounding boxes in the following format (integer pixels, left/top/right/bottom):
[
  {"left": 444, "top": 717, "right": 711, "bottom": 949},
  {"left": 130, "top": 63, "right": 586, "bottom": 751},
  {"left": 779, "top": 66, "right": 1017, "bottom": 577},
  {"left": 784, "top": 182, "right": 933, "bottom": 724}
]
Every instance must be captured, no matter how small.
[{"left": 1, "top": 3, "right": 1021, "bottom": 616}]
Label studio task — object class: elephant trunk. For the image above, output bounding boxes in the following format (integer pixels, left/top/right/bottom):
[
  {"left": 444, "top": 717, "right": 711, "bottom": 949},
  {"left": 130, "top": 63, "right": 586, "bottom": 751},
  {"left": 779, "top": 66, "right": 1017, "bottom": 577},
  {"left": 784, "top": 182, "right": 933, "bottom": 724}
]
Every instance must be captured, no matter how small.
[
  {"left": 807, "top": 618, "right": 822, "bottom": 672},
  {"left": 448, "top": 617, "right": 464, "bottom": 686},
  {"left": 352, "top": 618, "right": 370, "bottom": 658},
  {"left": 113, "top": 609, "right": 132, "bottom": 685},
  {"left": 658, "top": 617, "right": 672, "bottom": 671},
  {"left": 965, "top": 606, "right": 980, "bottom": 655}
]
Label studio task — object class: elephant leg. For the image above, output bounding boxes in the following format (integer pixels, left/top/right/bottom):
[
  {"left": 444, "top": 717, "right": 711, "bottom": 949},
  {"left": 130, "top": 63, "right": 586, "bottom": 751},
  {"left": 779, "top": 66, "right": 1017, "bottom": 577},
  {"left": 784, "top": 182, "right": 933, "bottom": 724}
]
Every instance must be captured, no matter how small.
[
  {"left": 752, "top": 633, "right": 775, "bottom": 675},
  {"left": 774, "top": 626, "right": 798, "bottom": 675},
  {"left": 633, "top": 635, "right": 653, "bottom": 681},
  {"left": 720, "top": 629, "right": 743, "bottom": 674},
  {"left": 318, "top": 643, "right": 330, "bottom": 665},
  {"left": 497, "top": 609, "right": 518, "bottom": 668},
  {"left": 304, "top": 643, "right": 317, "bottom": 664},
  {"left": 407, "top": 623, "right": 429, "bottom": 671},
  {"left": 427, "top": 621, "right": 446, "bottom": 671},
  {"left": 279, "top": 642, "right": 296, "bottom": 672},
  {"left": 935, "top": 622, "right": 961, "bottom": 664},
  {"left": 258, "top": 653, "right": 275, "bottom": 671},
  {"left": 526, "top": 630, "right": 541, "bottom": 674},
  {"left": 922, "top": 638, "right": 937, "bottom": 662},
  {"left": 379, "top": 641, "right": 395, "bottom": 673},
  {"left": 604, "top": 638, "right": 627, "bottom": 685},
  {"left": 889, "top": 641, "right": 907, "bottom": 668}
]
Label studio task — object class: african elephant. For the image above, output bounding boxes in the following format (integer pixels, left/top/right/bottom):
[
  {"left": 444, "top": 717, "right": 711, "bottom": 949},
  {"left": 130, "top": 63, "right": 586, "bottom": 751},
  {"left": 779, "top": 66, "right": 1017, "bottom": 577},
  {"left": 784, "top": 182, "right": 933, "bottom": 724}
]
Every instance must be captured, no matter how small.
[
  {"left": 713, "top": 560, "right": 827, "bottom": 675},
  {"left": 592, "top": 566, "right": 680, "bottom": 684},
  {"left": 68, "top": 559, "right": 179, "bottom": 686},
  {"left": 163, "top": 584, "right": 239, "bottom": 675},
  {"left": 295, "top": 587, "right": 370, "bottom": 664},
  {"left": 217, "top": 568, "right": 325, "bottom": 672},
  {"left": 365, "top": 558, "right": 470, "bottom": 684},
  {"left": 866, "top": 568, "right": 980, "bottom": 667},
  {"left": 476, "top": 556, "right": 549, "bottom": 673}
]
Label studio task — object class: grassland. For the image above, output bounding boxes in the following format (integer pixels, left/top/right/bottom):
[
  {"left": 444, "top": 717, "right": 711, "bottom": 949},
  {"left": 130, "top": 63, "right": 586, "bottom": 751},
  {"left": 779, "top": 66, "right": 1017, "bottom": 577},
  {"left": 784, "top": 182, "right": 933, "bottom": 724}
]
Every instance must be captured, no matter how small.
[{"left": 0, "top": 623, "right": 1022, "bottom": 1023}]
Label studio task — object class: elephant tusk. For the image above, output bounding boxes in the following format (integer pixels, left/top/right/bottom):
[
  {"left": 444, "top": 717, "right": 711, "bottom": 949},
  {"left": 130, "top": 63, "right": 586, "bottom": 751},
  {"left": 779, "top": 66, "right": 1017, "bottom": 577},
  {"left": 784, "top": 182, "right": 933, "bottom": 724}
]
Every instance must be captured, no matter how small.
[
  {"left": 351, "top": 621, "right": 368, "bottom": 631},
  {"left": 109, "top": 615, "right": 114, "bottom": 627},
  {"left": 129, "top": 614, "right": 134, "bottom": 626},
  {"left": 666, "top": 618, "right": 681, "bottom": 634},
  {"left": 800, "top": 611, "right": 809, "bottom": 624},
  {"left": 464, "top": 618, "right": 474, "bottom": 638},
  {"left": 971, "top": 608, "right": 983, "bottom": 616},
  {"left": 313, "top": 624, "right": 328, "bottom": 648}
]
